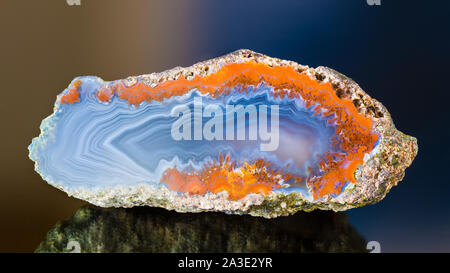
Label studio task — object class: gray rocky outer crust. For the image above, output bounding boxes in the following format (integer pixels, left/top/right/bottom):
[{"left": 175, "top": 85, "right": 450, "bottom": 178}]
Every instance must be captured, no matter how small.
[{"left": 38, "top": 50, "right": 418, "bottom": 218}]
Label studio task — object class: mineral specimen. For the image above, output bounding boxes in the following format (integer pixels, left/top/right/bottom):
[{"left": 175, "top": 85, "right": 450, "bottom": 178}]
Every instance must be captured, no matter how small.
[
  {"left": 36, "top": 205, "right": 367, "bottom": 253},
  {"left": 29, "top": 50, "right": 417, "bottom": 218}
]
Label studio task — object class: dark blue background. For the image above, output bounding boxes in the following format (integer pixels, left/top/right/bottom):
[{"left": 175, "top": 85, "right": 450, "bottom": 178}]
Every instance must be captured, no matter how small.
[{"left": 187, "top": 0, "right": 449, "bottom": 252}]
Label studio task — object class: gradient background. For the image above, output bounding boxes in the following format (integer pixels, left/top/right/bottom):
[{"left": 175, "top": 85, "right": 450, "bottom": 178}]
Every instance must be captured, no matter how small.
[{"left": 0, "top": 0, "right": 448, "bottom": 252}]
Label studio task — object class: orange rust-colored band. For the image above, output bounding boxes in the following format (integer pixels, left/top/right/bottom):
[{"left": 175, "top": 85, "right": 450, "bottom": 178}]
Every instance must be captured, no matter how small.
[
  {"left": 162, "top": 155, "right": 299, "bottom": 201},
  {"left": 60, "top": 80, "right": 82, "bottom": 104}
]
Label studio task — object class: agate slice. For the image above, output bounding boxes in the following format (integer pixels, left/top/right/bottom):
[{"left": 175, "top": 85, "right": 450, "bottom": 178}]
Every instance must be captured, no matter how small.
[{"left": 29, "top": 50, "right": 417, "bottom": 218}]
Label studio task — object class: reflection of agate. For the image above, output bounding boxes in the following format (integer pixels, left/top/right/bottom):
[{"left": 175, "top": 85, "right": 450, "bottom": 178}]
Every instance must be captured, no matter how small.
[{"left": 36, "top": 206, "right": 367, "bottom": 253}]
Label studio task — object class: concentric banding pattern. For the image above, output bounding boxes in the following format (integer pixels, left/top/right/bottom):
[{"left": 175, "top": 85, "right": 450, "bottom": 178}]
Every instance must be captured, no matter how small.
[
  {"left": 29, "top": 61, "right": 380, "bottom": 202},
  {"left": 30, "top": 76, "right": 348, "bottom": 201},
  {"left": 29, "top": 50, "right": 420, "bottom": 218}
]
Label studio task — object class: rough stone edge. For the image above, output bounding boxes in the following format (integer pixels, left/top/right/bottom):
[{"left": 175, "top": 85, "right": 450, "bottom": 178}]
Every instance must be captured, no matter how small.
[
  {"left": 311, "top": 67, "right": 418, "bottom": 211},
  {"left": 31, "top": 49, "right": 418, "bottom": 218}
]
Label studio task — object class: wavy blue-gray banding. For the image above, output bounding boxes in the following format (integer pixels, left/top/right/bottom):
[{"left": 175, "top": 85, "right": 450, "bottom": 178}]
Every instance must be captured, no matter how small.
[{"left": 29, "top": 76, "right": 343, "bottom": 200}]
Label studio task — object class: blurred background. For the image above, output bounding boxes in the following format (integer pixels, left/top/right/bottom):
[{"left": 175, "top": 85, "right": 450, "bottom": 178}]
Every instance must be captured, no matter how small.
[{"left": 0, "top": 0, "right": 449, "bottom": 252}]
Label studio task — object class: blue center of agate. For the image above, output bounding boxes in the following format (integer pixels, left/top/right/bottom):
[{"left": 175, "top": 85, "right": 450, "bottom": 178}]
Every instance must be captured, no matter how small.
[{"left": 29, "top": 76, "right": 341, "bottom": 198}]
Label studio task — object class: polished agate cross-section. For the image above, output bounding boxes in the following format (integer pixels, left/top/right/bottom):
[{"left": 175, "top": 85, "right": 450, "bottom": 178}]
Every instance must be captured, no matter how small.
[{"left": 29, "top": 50, "right": 417, "bottom": 217}]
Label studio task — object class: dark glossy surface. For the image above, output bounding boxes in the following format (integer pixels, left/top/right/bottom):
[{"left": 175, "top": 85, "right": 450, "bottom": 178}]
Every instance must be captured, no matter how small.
[{"left": 36, "top": 206, "right": 366, "bottom": 253}]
